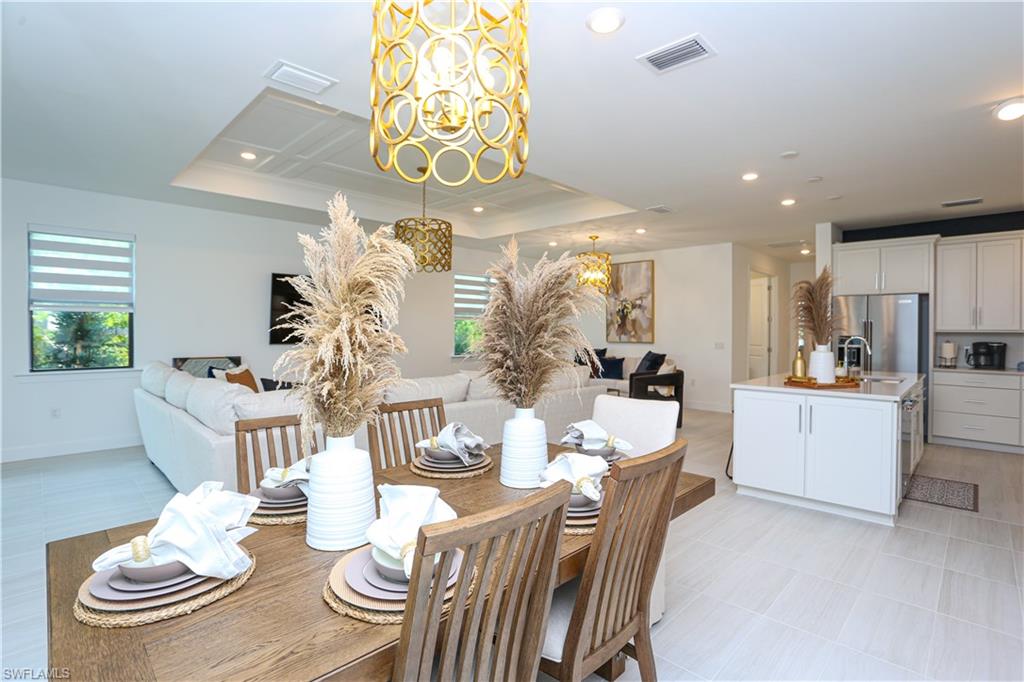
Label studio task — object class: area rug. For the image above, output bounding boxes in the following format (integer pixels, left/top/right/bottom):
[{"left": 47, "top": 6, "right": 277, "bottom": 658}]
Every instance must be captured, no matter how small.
[{"left": 905, "top": 474, "right": 979, "bottom": 512}]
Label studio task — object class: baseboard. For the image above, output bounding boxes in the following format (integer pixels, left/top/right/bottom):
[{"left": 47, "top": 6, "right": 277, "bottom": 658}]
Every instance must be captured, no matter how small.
[
  {"left": 1, "top": 434, "right": 143, "bottom": 463},
  {"left": 683, "top": 400, "right": 732, "bottom": 414},
  {"left": 928, "top": 435, "right": 1024, "bottom": 455},
  {"left": 736, "top": 485, "right": 896, "bottom": 526}
]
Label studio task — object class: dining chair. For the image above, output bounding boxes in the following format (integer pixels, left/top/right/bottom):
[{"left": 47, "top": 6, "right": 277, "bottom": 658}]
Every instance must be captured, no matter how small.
[
  {"left": 393, "top": 480, "right": 572, "bottom": 682},
  {"left": 234, "top": 415, "right": 321, "bottom": 493},
  {"left": 366, "top": 398, "right": 447, "bottom": 472},
  {"left": 539, "top": 439, "right": 688, "bottom": 682}
]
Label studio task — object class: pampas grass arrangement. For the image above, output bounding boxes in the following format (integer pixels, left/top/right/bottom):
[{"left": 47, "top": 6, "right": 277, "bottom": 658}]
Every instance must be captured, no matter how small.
[
  {"left": 274, "top": 193, "right": 415, "bottom": 448},
  {"left": 793, "top": 266, "right": 839, "bottom": 347},
  {"left": 477, "top": 238, "right": 602, "bottom": 409}
]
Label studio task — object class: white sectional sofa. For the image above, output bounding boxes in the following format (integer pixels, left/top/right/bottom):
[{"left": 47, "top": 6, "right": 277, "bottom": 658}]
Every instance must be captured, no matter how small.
[{"left": 135, "top": 362, "right": 604, "bottom": 493}]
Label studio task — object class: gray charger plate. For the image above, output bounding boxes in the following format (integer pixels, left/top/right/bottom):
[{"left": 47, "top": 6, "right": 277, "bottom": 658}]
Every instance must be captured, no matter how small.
[
  {"left": 416, "top": 456, "right": 487, "bottom": 471},
  {"left": 344, "top": 547, "right": 462, "bottom": 601},
  {"left": 91, "top": 569, "right": 210, "bottom": 601},
  {"left": 251, "top": 487, "right": 306, "bottom": 504},
  {"left": 107, "top": 567, "right": 200, "bottom": 592}
]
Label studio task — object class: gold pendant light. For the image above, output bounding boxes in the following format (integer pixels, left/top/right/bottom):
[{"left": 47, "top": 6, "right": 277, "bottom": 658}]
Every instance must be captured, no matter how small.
[
  {"left": 577, "top": 235, "right": 611, "bottom": 293},
  {"left": 395, "top": 168, "right": 453, "bottom": 272},
  {"left": 370, "top": 0, "right": 530, "bottom": 187}
]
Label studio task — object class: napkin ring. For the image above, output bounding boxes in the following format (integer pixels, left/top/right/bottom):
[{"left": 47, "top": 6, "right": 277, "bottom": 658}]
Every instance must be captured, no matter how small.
[
  {"left": 430, "top": 436, "right": 439, "bottom": 449},
  {"left": 130, "top": 535, "right": 151, "bottom": 563},
  {"left": 574, "top": 476, "right": 595, "bottom": 494},
  {"left": 606, "top": 435, "right": 616, "bottom": 447},
  {"left": 400, "top": 541, "right": 417, "bottom": 559}
]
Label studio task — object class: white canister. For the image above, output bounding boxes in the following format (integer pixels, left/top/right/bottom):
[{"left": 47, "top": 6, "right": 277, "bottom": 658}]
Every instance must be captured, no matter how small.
[
  {"left": 499, "top": 407, "right": 548, "bottom": 489},
  {"left": 305, "top": 435, "right": 376, "bottom": 551},
  {"left": 808, "top": 344, "right": 837, "bottom": 384}
]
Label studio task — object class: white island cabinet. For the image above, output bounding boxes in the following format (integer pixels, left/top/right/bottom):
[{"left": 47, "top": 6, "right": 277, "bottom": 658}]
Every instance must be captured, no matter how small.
[{"left": 731, "top": 373, "right": 924, "bottom": 525}]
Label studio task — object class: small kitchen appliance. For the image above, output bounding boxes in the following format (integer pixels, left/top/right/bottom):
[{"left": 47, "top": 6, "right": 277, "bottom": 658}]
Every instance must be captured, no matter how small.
[
  {"left": 965, "top": 341, "right": 1007, "bottom": 370},
  {"left": 938, "top": 341, "right": 958, "bottom": 368}
]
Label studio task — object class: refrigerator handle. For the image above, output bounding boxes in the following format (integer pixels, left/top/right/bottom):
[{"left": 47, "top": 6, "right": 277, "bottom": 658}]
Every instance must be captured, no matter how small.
[{"left": 864, "top": 319, "right": 873, "bottom": 372}]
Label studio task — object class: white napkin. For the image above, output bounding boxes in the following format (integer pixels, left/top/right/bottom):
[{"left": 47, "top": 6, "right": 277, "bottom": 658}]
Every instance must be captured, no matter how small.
[
  {"left": 560, "top": 419, "right": 634, "bottom": 453},
  {"left": 92, "top": 482, "right": 259, "bottom": 580},
  {"left": 415, "top": 422, "right": 489, "bottom": 465},
  {"left": 259, "top": 457, "right": 310, "bottom": 496},
  {"left": 539, "top": 453, "right": 609, "bottom": 501},
  {"left": 365, "top": 485, "right": 457, "bottom": 578}
]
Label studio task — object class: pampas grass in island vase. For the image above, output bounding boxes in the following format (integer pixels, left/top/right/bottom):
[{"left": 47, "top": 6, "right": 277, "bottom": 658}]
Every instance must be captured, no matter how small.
[
  {"left": 477, "top": 238, "right": 601, "bottom": 489},
  {"left": 274, "top": 193, "right": 414, "bottom": 551},
  {"left": 793, "top": 266, "right": 839, "bottom": 385}
]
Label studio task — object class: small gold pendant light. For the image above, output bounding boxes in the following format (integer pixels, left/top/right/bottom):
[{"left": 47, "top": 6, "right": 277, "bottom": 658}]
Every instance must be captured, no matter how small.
[
  {"left": 394, "top": 167, "right": 453, "bottom": 272},
  {"left": 577, "top": 235, "right": 612, "bottom": 293}
]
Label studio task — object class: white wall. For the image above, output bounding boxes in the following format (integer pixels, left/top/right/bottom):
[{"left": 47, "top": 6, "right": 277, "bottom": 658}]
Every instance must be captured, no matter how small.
[
  {"left": 731, "top": 245, "right": 796, "bottom": 383},
  {"left": 1, "top": 179, "right": 505, "bottom": 461},
  {"left": 579, "top": 243, "right": 735, "bottom": 413}
]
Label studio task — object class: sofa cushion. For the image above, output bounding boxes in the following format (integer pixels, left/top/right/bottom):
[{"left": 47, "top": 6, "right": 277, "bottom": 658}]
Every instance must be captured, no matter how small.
[
  {"left": 598, "top": 357, "right": 625, "bottom": 380},
  {"left": 185, "top": 379, "right": 250, "bottom": 436},
  {"left": 386, "top": 373, "right": 471, "bottom": 404},
  {"left": 636, "top": 351, "right": 666, "bottom": 373},
  {"left": 234, "top": 389, "right": 303, "bottom": 421},
  {"left": 164, "top": 370, "right": 197, "bottom": 409},
  {"left": 140, "top": 361, "right": 176, "bottom": 397},
  {"left": 461, "top": 370, "right": 500, "bottom": 401}
]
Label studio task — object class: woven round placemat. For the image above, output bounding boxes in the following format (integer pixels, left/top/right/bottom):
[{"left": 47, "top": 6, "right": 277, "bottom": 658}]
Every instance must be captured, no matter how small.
[
  {"left": 409, "top": 455, "right": 493, "bottom": 480},
  {"left": 564, "top": 525, "right": 596, "bottom": 536},
  {"left": 73, "top": 551, "right": 256, "bottom": 628},
  {"left": 322, "top": 580, "right": 404, "bottom": 624},
  {"left": 249, "top": 511, "right": 306, "bottom": 526}
]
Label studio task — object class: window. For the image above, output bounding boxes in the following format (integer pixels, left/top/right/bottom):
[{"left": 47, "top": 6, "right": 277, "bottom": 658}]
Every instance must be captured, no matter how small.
[
  {"left": 29, "top": 227, "right": 135, "bottom": 371},
  {"left": 453, "top": 273, "right": 494, "bottom": 356}
]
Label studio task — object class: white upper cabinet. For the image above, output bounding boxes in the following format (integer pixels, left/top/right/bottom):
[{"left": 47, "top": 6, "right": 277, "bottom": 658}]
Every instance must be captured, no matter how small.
[
  {"left": 833, "top": 240, "right": 931, "bottom": 296},
  {"left": 936, "top": 236, "right": 1022, "bottom": 331},
  {"left": 976, "top": 239, "right": 1021, "bottom": 330},
  {"left": 936, "top": 242, "right": 977, "bottom": 331}
]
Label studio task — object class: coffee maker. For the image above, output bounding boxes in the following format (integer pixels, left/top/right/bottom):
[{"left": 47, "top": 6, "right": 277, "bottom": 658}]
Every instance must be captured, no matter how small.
[{"left": 964, "top": 342, "right": 1007, "bottom": 370}]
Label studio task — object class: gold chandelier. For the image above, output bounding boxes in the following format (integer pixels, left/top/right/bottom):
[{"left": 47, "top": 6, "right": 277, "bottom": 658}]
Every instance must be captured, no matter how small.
[
  {"left": 577, "top": 235, "right": 611, "bottom": 294},
  {"left": 370, "top": 0, "right": 529, "bottom": 187},
  {"left": 395, "top": 168, "right": 453, "bottom": 272}
]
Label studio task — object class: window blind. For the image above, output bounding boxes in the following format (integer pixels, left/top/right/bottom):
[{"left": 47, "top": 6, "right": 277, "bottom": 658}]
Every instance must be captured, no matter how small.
[
  {"left": 454, "top": 273, "right": 495, "bottom": 319},
  {"left": 29, "top": 229, "right": 135, "bottom": 312}
]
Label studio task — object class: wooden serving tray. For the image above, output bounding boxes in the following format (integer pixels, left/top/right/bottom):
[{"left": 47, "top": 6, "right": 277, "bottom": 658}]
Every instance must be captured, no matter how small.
[{"left": 784, "top": 376, "right": 862, "bottom": 390}]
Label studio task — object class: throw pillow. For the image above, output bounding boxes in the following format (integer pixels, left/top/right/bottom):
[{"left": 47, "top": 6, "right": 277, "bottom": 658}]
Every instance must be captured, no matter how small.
[
  {"left": 594, "top": 347, "right": 608, "bottom": 358},
  {"left": 225, "top": 368, "right": 259, "bottom": 393},
  {"left": 598, "top": 356, "right": 624, "bottom": 380},
  {"left": 636, "top": 351, "right": 666, "bottom": 373},
  {"left": 260, "top": 378, "right": 294, "bottom": 391}
]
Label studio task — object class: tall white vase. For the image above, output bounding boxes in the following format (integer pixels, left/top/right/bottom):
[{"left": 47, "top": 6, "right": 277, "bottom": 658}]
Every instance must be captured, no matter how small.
[
  {"left": 305, "top": 435, "right": 376, "bottom": 551},
  {"left": 500, "top": 407, "right": 548, "bottom": 489},
  {"left": 808, "top": 344, "right": 836, "bottom": 384}
]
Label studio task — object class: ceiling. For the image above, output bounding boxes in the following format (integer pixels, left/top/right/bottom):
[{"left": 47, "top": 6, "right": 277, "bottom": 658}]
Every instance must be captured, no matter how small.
[{"left": 3, "top": 2, "right": 1022, "bottom": 261}]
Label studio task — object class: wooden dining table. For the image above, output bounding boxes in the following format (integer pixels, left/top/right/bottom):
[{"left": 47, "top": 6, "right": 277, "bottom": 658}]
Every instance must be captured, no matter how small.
[{"left": 48, "top": 443, "right": 714, "bottom": 681}]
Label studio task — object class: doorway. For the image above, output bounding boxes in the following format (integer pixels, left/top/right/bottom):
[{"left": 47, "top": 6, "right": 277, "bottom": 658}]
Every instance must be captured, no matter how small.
[{"left": 748, "top": 271, "right": 776, "bottom": 379}]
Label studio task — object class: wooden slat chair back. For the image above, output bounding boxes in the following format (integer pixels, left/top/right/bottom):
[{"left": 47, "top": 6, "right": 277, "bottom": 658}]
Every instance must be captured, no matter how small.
[
  {"left": 366, "top": 398, "right": 447, "bottom": 472},
  {"left": 393, "top": 481, "right": 572, "bottom": 682},
  {"left": 541, "top": 439, "right": 688, "bottom": 682},
  {"left": 233, "top": 415, "right": 322, "bottom": 493}
]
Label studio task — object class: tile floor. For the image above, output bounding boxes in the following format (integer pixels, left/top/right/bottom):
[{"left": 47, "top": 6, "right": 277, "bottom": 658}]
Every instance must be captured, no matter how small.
[{"left": 2, "top": 409, "right": 1022, "bottom": 680}]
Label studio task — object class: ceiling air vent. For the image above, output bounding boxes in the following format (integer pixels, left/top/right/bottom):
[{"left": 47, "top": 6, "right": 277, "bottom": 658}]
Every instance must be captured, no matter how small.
[
  {"left": 265, "top": 60, "right": 338, "bottom": 95},
  {"left": 941, "top": 197, "right": 983, "bottom": 208},
  {"left": 636, "top": 33, "right": 715, "bottom": 74},
  {"left": 646, "top": 205, "right": 673, "bottom": 214}
]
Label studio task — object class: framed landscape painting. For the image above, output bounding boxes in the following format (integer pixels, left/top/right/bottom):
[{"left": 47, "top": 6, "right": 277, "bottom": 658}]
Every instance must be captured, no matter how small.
[{"left": 606, "top": 260, "right": 654, "bottom": 343}]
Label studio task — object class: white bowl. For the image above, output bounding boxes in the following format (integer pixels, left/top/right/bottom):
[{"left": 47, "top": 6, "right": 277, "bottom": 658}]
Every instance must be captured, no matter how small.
[
  {"left": 370, "top": 547, "right": 443, "bottom": 583},
  {"left": 421, "top": 446, "right": 459, "bottom": 462},
  {"left": 119, "top": 560, "right": 189, "bottom": 583},
  {"left": 260, "top": 484, "right": 306, "bottom": 501}
]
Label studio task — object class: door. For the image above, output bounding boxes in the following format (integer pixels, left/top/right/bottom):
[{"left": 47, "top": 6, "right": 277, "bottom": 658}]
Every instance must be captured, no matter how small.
[
  {"left": 880, "top": 243, "right": 930, "bottom": 293},
  {"left": 748, "top": 277, "right": 771, "bottom": 379},
  {"left": 936, "top": 243, "right": 976, "bottom": 330},
  {"left": 804, "top": 396, "right": 895, "bottom": 514},
  {"left": 733, "top": 391, "right": 805, "bottom": 496},
  {"left": 867, "top": 295, "right": 920, "bottom": 374},
  {"left": 976, "top": 239, "right": 1021, "bottom": 330},
  {"left": 833, "top": 247, "right": 880, "bottom": 295}
]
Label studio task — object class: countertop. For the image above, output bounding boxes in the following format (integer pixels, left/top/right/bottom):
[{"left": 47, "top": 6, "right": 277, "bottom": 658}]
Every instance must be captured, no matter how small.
[
  {"left": 932, "top": 366, "right": 1024, "bottom": 377},
  {"left": 731, "top": 372, "right": 925, "bottom": 402}
]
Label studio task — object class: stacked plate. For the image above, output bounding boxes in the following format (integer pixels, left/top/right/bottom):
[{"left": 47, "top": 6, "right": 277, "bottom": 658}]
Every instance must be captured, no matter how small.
[
  {"left": 80, "top": 562, "right": 227, "bottom": 612},
  {"left": 327, "top": 546, "right": 464, "bottom": 614},
  {"left": 565, "top": 495, "right": 603, "bottom": 528},
  {"left": 575, "top": 445, "right": 625, "bottom": 463},
  {"left": 250, "top": 485, "right": 307, "bottom": 517},
  {"left": 412, "top": 448, "right": 490, "bottom": 475}
]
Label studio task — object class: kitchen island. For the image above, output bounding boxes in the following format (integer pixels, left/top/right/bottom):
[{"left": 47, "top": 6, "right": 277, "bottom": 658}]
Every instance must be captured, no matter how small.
[{"left": 730, "top": 372, "right": 925, "bottom": 525}]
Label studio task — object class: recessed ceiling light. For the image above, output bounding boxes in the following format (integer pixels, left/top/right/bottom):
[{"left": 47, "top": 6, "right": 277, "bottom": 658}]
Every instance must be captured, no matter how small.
[
  {"left": 827, "top": 194, "right": 842, "bottom": 201},
  {"left": 806, "top": 176, "right": 823, "bottom": 183},
  {"left": 635, "top": 228, "right": 647, "bottom": 234},
  {"left": 780, "top": 198, "right": 797, "bottom": 207},
  {"left": 994, "top": 97, "right": 1024, "bottom": 121},
  {"left": 240, "top": 152, "right": 257, "bottom": 161},
  {"left": 800, "top": 247, "right": 812, "bottom": 255},
  {"left": 472, "top": 206, "right": 484, "bottom": 213},
  {"left": 586, "top": 7, "right": 625, "bottom": 34},
  {"left": 741, "top": 172, "right": 759, "bottom": 181},
  {"left": 780, "top": 150, "right": 799, "bottom": 159},
  {"left": 548, "top": 241, "right": 558, "bottom": 247}
]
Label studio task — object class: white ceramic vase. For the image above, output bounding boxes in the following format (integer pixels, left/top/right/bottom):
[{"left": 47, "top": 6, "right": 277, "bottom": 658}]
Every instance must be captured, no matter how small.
[
  {"left": 500, "top": 407, "right": 548, "bottom": 489},
  {"left": 305, "top": 435, "right": 376, "bottom": 551},
  {"left": 808, "top": 344, "right": 836, "bottom": 384}
]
